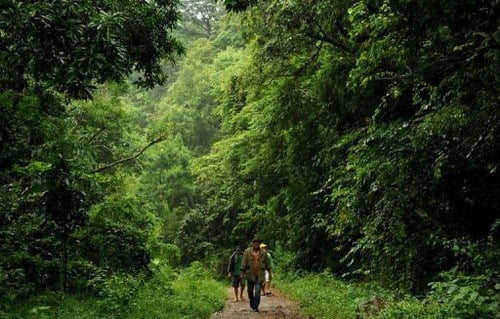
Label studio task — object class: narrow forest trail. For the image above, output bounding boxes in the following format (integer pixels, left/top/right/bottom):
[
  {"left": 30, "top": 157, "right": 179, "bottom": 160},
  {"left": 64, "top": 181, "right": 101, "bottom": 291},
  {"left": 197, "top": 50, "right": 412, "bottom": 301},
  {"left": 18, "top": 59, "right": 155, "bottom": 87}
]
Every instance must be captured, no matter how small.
[{"left": 210, "top": 287, "right": 307, "bottom": 319}]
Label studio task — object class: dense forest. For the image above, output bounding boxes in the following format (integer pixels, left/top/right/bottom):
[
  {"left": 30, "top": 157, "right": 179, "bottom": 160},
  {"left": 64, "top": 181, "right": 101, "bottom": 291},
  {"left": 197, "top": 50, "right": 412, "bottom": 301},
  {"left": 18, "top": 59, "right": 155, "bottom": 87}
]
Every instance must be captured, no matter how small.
[{"left": 1, "top": 0, "right": 498, "bottom": 318}]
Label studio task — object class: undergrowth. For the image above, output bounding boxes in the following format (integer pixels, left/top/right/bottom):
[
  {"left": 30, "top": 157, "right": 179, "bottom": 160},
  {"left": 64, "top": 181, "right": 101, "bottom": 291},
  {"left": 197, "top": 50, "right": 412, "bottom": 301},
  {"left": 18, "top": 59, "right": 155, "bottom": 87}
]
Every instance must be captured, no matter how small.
[
  {"left": 276, "top": 270, "right": 498, "bottom": 319},
  {"left": 276, "top": 270, "right": 390, "bottom": 319},
  {"left": 124, "top": 261, "right": 226, "bottom": 319},
  {"left": 1, "top": 261, "right": 226, "bottom": 319}
]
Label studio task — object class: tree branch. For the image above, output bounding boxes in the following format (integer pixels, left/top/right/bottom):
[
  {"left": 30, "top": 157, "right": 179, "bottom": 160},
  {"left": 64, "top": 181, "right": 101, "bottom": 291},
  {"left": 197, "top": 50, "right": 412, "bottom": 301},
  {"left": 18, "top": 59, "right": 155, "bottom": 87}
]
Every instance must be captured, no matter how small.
[
  {"left": 88, "top": 127, "right": 106, "bottom": 144},
  {"left": 91, "top": 136, "right": 165, "bottom": 173},
  {"left": 292, "top": 42, "right": 324, "bottom": 76},
  {"left": 307, "top": 32, "right": 353, "bottom": 53}
]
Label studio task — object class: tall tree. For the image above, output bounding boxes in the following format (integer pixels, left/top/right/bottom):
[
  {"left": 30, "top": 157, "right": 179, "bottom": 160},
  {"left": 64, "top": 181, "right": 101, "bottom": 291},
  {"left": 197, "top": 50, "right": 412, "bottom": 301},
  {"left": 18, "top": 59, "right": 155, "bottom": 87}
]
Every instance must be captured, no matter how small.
[
  {"left": 0, "top": 0, "right": 183, "bottom": 293},
  {"left": 195, "top": 0, "right": 499, "bottom": 296},
  {"left": 177, "top": 0, "right": 224, "bottom": 39}
]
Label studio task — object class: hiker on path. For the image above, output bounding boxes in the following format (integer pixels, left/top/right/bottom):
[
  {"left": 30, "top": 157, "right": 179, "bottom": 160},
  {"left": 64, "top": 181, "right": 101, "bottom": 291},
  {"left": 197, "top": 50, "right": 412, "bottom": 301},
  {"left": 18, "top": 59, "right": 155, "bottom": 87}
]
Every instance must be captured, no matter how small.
[
  {"left": 240, "top": 237, "right": 272, "bottom": 312},
  {"left": 260, "top": 243, "right": 274, "bottom": 296},
  {"left": 227, "top": 246, "right": 245, "bottom": 302}
]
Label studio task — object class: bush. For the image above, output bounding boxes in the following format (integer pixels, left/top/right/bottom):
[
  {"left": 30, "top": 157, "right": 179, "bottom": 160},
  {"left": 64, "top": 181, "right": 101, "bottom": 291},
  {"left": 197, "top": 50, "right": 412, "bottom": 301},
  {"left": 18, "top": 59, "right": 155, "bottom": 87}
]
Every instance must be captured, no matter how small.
[
  {"left": 150, "top": 243, "right": 181, "bottom": 268},
  {"left": 424, "top": 238, "right": 500, "bottom": 319},
  {"left": 278, "top": 270, "right": 391, "bottom": 319},
  {"left": 427, "top": 271, "right": 499, "bottom": 319},
  {"left": 0, "top": 293, "right": 99, "bottom": 319},
  {"left": 0, "top": 266, "right": 35, "bottom": 311},
  {"left": 123, "top": 261, "right": 226, "bottom": 319},
  {"left": 94, "top": 274, "right": 143, "bottom": 316},
  {"left": 377, "top": 299, "right": 448, "bottom": 319},
  {"left": 79, "top": 195, "right": 157, "bottom": 274},
  {"left": 2, "top": 261, "right": 226, "bottom": 319}
]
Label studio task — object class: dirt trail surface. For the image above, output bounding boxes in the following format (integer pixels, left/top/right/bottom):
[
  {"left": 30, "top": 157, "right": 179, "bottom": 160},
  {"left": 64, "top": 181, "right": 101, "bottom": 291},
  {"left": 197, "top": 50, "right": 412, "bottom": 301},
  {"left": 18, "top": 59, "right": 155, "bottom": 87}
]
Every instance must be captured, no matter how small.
[{"left": 210, "top": 287, "right": 307, "bottom": 319}]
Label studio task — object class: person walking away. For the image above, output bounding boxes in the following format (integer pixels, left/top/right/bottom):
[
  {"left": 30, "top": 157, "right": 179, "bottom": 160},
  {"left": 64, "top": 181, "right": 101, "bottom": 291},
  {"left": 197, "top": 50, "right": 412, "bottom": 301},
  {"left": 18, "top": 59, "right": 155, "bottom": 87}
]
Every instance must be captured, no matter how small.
[
  {"left": 227, "top": 246, "right": 245, "bottom": 301},
  {"left": 260, "top": 243, "right": 274, "bottom": 295},
  {"left": 240, "top": 238, "right": 272, "bottom": 312}
]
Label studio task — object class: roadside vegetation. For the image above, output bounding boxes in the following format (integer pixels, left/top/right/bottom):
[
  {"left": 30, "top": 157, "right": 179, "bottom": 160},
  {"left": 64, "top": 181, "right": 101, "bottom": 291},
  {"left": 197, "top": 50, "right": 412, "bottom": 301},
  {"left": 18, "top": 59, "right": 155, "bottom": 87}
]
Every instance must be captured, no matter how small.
[
  {"left": 1, "top": 0, "right": 498, "bottom": 318},
  {"left": 3, "top": 262, "right": 225, "bottom": 319}
]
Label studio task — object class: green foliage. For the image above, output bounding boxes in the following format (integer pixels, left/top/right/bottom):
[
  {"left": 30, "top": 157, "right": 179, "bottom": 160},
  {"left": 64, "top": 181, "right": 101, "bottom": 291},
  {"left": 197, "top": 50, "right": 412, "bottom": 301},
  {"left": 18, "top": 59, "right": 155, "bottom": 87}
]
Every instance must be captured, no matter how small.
[
  {"left": 0, "top": 0, "right": 183, "bottom": 97},
  {"left": 279, "top": 269, "right": 498, "bottom": 319},
  {"left": 152, "top": 243, "right": 182, "bottom": 268},
  {"left": 141, "top": 21, "right": 250, "bottom": 260},
  {"left": 0, "top": 0, "right": 184, "bottom": 304},
  {"left": 195, "top": 0, "right": 499, "bottom": 299},
  {"left": 176, "top": 0, "right": 224, "bottom": 40},
  {"left": 153, "top": 34, "right": 248, "bottom": 152},
  {"left": 167, "top": 262, "right": 226, "bottom": 318},
  {"left": 2, "top": 262, "right": 225, "bottom": 319},
  {"left": 377, "top": 299, "right": 447, "bottom": 319},
  {"left": 79, "top": 194, "right": 157, "bottom": 273},
  {"left": 1, "top": 293, "right": 100, "bottom": 319},
  {"left": 0, "top": 82, "right": 161, "bottom": 295},
  {"left": 278, "top": 271, "right": 391, "bottom": 319},
  {"left": 425, "top": 238, "right": 500, "bottom": 318},
  {"left": 95, "top": 274, "right": 143, "bottom": 316},
  {"left": 0, "top": 266, "right": 35, "bottom": 313},
  {"left": 223, "top": 0, "right": 258, "bottom": 12},
  {"left": 177, "top": 208, "right": 216, "bottom": 263},
  {"left": 378, "top": 250, "right": 499, "bottom": 319},
  {"left": 428, "top": 274, "right": 499, "bottom": 319},
  {"left": 124, "top": 263, "right": 226, "bottom": 319},
  {"left": 1, "top": 0, "right": 499, "bottom": 318}
]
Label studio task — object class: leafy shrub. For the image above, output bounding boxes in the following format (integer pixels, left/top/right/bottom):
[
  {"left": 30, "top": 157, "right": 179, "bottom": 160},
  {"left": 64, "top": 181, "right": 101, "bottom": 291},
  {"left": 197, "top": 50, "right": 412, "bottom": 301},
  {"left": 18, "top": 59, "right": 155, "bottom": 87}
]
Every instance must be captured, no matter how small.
[
  {"left": 150, "top": 243, "right": 181, "bottom": 268},
  {"left": 123, "top": 262, "right": 226, "bottom": 319},
  {"left": 377, "top": 274, "right": 500, "bottom": 319},
  {"left": 377, "top": 299, "right": 448, "bottom": 319},
  {"left": 0, "top": 266, "right": 35, "bottom": 310},
  {"left": 79, "top": 195, "right": 157, "bottom": 273},
  {"left": 66, "top": 259, "right": 102, "bottom": 293},
  {"left": 424, "top": 238, "right": 500, "bottom": 318},
  {"left": 278, "top": 270, "right": 391, "bottom": 319},
  {"left": 94, "top": 274, "right": 143, "bottom": 316},
  {"left": 168, "top": 262, "right": 226, "bottom": 318},
  {"left": 2, "top": 261, "right": 225, "bottom": 319},
  {"left": 427, "top": 271, "right": 499, "bottom": 319},
  {"left": 0, "top": 292, "right": 99, "bottom": 319}
]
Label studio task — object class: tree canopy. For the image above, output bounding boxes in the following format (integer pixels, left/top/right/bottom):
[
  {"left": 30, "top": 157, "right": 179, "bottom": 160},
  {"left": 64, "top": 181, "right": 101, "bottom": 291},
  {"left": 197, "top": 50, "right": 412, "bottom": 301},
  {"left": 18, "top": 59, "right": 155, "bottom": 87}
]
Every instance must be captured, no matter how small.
[{"left": 1, "top": 1, "right": 499, "bottom": 318}]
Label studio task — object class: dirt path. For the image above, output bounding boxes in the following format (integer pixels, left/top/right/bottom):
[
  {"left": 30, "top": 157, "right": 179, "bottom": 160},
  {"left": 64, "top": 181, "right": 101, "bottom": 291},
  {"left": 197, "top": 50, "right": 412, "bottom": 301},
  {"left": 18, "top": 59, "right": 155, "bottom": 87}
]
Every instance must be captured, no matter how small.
[{"left": 210, "top": 287, "right": 307, "bottom": 319}]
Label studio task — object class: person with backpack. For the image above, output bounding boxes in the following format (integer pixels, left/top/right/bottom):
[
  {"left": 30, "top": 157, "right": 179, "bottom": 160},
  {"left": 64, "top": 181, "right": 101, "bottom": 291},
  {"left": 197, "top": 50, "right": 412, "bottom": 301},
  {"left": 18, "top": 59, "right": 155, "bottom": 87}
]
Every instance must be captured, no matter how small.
[
  {"left": 240, "top": 237, "right": 272, "bottom": 312},
  {"left": 227, "top": 245, "right": 245, "bottom": 301}
]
